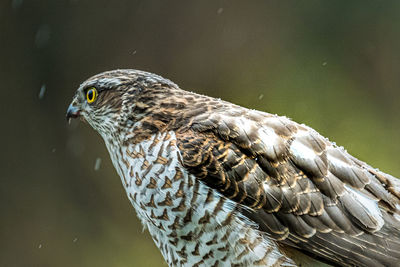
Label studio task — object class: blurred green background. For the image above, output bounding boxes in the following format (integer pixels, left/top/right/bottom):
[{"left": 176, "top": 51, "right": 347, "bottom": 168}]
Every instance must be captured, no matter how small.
[{"left": 1, "top": 1, "right": 400, "bottom": 266}]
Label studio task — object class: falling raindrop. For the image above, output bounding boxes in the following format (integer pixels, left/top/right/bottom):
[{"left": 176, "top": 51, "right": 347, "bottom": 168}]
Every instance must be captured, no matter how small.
[
  {"left": 258, "top": 94, "right": 264, "bottom": 100},
  {"left": 217, "top": 8, "right": 224, "bottom": 14},
  {"left": 38, "top": 84, "right": 46, "bottom": 99},
  {"left": 94, "top": 157, "right": 102, "bottom": 171},
  {"left": 35, "top": 25, "right": 51, "bottom": 48}
]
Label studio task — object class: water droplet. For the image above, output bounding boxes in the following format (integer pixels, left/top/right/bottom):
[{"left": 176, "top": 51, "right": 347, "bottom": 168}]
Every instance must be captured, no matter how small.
[
  {"left": 38, "top": 84, "right": 46, "bottom": 99},
  {"left": 322, "top": 62, "right": 327, "bottom": 66},
  {"left": 35, "top": 25, "right": 51, "bottom": 48},
  {"left": 38, "top": 244, "right": 42, "bottom": 249},
  {"left": 258, "top": 94, "right": 264, "bottom": 100},
  {"left": 217, "top": 7, "right": 224, "bottom": 14},
  {"left": 131, "top": 50, "right": 137, "bottom": 55},
  {"left": 73, "top": 237, "right": 78, "bottom": 243},
  {"left": 94, "top": 157, "right": 102, "bottom": 171}
]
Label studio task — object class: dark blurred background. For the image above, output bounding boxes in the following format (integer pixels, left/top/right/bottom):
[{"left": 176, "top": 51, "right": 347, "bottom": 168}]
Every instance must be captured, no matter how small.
[{"left": 1, "top": 1, "right": 400, "bottom": 266}]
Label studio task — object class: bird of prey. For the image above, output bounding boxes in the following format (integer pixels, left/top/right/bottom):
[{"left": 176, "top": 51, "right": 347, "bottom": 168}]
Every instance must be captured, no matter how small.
[{"left": 67, "top": 69, "right": 400, "bottom": 267}]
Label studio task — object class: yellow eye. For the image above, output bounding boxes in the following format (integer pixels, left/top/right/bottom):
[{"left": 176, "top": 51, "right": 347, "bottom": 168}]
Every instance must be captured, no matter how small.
[{"left": 86, "top": 87, "right": 98, "bottom": 103}]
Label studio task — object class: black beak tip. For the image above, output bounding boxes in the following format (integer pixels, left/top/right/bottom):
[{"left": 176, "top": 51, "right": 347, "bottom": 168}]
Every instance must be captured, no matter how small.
[{"left": 66, "top": 105, "right": 80, "bottom": 121}]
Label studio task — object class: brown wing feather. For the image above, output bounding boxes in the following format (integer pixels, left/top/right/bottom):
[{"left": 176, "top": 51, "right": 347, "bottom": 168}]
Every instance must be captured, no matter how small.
[{"left": 176, "top": 107, "right": 400, "bottom": 267}]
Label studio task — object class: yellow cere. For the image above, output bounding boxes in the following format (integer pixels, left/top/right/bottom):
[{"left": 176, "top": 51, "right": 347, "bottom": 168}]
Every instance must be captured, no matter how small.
[{"left": 86, "top": 87, "right": 98, "bottom": 103}]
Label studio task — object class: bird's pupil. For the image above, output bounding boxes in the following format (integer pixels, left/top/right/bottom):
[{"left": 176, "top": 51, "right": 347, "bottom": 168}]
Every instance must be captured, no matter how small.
[{"left": 88, "top": 90, "right": 93, "bottom": 100}]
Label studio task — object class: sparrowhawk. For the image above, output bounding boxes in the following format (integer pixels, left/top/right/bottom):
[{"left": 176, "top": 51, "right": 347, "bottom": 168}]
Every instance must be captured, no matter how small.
[{"left": 66, "top": 69, "right": 400, "bottom": 267}]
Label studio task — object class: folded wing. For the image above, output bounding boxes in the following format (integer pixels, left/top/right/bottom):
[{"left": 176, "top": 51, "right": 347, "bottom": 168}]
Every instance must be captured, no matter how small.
[{"left": 176, "top": 107, "right": 400, "bottom": 266}]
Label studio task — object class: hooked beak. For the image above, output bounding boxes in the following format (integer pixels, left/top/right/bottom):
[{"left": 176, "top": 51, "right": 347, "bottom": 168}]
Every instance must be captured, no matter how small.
[{"left": 66, "top": 104, "right": 81, "bottom": 122}]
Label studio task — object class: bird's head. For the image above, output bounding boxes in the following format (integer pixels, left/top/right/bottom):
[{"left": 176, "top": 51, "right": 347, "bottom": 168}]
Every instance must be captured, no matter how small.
[{"left": 66, "top": 69, "right": 180, "bottom": 139}]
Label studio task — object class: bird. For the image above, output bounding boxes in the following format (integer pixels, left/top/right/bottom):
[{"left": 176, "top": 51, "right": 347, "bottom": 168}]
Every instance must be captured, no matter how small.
[{"left": 66, "top": 69, "right": 400, "bottom": 267}]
